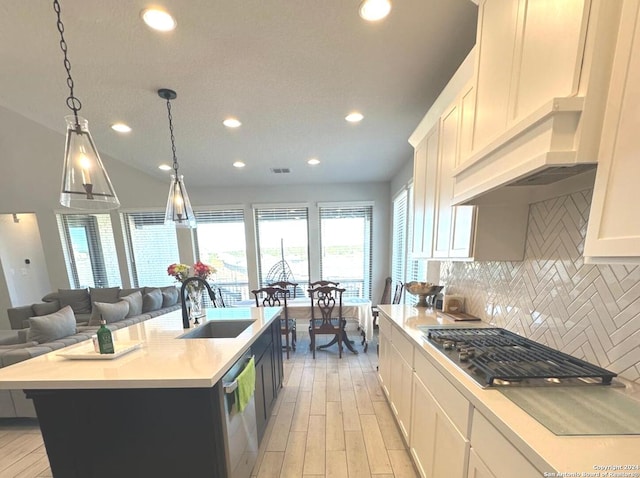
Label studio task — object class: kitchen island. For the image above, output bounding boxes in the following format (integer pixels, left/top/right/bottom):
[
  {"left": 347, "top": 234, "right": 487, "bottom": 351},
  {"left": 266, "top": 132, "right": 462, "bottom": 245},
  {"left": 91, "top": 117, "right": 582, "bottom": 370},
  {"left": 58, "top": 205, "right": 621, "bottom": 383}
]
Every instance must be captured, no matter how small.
[
  {"left": 0, "top": 307, "right": 283, "bottom": 478},
  {"left": 378, "top": 305, "right": 640, "bottom": 478}
]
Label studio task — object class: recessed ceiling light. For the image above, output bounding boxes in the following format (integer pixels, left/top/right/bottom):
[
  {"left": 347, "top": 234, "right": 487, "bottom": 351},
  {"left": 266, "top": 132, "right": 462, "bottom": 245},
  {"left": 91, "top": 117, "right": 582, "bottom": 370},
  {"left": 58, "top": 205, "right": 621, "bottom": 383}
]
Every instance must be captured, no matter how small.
[
  {"left": 141, "top": 8, "right": 176, "bottom": 32},
  {"left": 233, "top": 161, "right": 246, "bottom": 168},
  {"left": 158, "top": 164, "right": 172, "bottom": 171},
  {"left": 307, "top": 158, "right": 320, "bottom": 166},
  {"left": 111, "top": 123, "right": 131, "bottom": 133},
  {"left": 345, "top": 112, "right": 364, "bottom": 123},
  {"left": 359, "top": 0, "right": 391, "bottom": 21},
  {"left": 223, "top": 118, "right": 242, "bottom": 128}
]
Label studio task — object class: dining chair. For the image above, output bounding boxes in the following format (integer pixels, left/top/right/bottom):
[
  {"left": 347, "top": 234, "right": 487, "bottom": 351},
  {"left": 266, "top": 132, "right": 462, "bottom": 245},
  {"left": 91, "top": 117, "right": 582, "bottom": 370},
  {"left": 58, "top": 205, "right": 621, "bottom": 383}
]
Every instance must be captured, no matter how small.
[
  {"left": 308, "top": 280, "right": 340, "bottom": 289},
  {"left": 251, "top": 286, "right": 296, "bottom": 359},
  {"left": 267, "top": 281, "right": 299, "bottom": 299},
  {"left": 372, "top": 277, "right": 393, "bottom": 329},
  {"left": 308, "top": 285, "right": 346, "bottom": 359},
  {"left": 392, "top": 281, "right": 404, "bottom": 304}
]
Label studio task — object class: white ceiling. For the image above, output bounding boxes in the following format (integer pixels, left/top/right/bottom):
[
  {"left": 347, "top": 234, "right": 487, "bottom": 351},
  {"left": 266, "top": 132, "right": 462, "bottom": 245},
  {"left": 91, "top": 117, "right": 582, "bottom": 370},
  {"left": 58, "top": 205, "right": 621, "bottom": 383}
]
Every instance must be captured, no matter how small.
[{"left": 0, "top": 1, "right": 477, "bottom": 188}]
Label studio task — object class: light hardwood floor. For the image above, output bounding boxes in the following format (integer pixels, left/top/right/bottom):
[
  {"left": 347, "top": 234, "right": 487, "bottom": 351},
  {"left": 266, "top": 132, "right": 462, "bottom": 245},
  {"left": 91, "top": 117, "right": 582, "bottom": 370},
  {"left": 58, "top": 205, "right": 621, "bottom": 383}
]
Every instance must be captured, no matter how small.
[{"left": 0, "top": 329, "right": 417, "bottom": 478}]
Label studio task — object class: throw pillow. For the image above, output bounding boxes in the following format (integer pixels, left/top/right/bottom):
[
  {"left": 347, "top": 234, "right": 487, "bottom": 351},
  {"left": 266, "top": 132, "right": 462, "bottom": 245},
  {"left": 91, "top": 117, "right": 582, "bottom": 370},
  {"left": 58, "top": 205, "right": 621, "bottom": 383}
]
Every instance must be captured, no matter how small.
[
  {"left": 27, "top": 306, "right": 77, "bottom": 344},
  {"left": 161, "top": 286, "right": 179, "bottom": 307},
  {"left": 89, "top": 300, "right": 130, "bottom": 326},
  {"left": 89, "top": 287, "right": 122, "bottom": 323},
  {"left": 142, "top": 289, "right": 163, "bottom": 313},
  {"left": 58, "top": 289, "right": 91, "bottom": 314},
  {"left": 119, "top": 287, "right": 143, "bottom": 298},
  {"left": 32, "top": 300, "right": 60, "bottom": 316},
  {"left": 121, "top": 291, "right": 143, "bottom": 318},
  {"left": 41, "top": 291, "right": 60, "bottom": 303}
]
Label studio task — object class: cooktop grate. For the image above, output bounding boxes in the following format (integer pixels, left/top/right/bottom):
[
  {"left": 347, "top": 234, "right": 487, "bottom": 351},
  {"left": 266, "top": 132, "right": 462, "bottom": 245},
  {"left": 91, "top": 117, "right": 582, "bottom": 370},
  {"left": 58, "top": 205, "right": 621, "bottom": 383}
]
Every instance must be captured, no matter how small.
[{"left": 426, "top": 328, "right": 617, "bottom": 386}]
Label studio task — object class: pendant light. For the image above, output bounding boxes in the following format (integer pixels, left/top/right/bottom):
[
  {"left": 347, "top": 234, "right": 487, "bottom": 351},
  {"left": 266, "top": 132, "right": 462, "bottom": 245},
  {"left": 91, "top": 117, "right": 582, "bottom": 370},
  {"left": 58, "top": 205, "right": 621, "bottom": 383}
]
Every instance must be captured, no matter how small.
[
  {"left": 158, "top": 88, "right": 196, "bottom": 229},
  {"left": 53, "top": 0, "right": 119, "bottom": 210}
]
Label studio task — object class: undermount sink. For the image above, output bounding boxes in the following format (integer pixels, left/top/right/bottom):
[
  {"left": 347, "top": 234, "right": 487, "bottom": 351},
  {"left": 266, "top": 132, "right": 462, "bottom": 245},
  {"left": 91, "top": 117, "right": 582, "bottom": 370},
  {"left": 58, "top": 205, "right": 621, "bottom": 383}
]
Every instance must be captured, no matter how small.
[{"left": 178, "top": 320, "right": 255, "bottom": 339}]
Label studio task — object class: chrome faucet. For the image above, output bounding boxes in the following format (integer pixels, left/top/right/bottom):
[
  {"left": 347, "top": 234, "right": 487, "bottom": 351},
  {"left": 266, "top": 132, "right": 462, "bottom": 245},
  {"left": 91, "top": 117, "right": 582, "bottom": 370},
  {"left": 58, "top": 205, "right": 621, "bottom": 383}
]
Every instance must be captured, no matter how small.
[{"left": 180, "top": 277, "right": 217, "bottom": 329}]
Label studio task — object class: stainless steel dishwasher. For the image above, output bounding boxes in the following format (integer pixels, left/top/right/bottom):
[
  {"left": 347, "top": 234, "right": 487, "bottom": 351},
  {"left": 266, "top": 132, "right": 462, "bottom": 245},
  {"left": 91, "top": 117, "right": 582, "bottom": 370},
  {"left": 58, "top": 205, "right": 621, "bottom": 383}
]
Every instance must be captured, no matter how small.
[{"left": 220, "top": 350, "right": 258, "bottom": 478}]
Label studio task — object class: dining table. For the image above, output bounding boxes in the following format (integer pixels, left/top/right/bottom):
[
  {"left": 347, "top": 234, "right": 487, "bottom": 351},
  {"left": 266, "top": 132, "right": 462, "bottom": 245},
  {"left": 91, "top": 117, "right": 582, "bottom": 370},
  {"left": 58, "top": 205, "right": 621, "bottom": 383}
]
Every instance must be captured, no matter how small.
[{"left": 234, "top": 297, "right": 374, "bottom": 352}]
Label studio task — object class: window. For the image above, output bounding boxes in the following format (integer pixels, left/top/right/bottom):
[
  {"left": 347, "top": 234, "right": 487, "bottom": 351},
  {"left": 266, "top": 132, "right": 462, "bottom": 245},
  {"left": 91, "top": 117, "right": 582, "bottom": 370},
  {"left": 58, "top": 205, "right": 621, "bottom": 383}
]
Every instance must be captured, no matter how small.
[
  {"left": 121, "top": 211, "right": 179, "bottom": 287},
  {"left": 254, "top": 207, "right": 309, "bottom": 288},
  {"left": 391, "top": 189, "right": 408, "bottom": 292},
  {"left": 406, "top": 183, "right": 427, "bottom": 304},
  {"left": 57, "top": 213, "right": 121, "bottom": 288},
  {"left": 319, "top": 204, "right": 373, "bottom": 299},
  {"left": 194, "top": 209, "right": 249, "bottom": 304}
]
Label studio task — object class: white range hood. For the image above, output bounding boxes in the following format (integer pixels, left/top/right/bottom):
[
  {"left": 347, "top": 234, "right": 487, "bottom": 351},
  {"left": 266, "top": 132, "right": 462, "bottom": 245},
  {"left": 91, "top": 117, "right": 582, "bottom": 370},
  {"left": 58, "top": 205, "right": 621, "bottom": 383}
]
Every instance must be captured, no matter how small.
[{"left": 452, "top": 96, "right": 596, "bottom": 205}]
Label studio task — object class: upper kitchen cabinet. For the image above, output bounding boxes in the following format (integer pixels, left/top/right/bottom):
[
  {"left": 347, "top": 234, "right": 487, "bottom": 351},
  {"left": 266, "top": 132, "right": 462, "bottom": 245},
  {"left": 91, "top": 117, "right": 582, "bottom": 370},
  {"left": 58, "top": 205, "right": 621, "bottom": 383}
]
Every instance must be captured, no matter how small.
[
  {"left": 584, "top": 0, "right": 640, "bottom": 264},
  {"left": 409, "top": 53, "right": 528, "bottom": 261},
  {"left": 452, "top": 0, "right": 622, "bottom": 206}
]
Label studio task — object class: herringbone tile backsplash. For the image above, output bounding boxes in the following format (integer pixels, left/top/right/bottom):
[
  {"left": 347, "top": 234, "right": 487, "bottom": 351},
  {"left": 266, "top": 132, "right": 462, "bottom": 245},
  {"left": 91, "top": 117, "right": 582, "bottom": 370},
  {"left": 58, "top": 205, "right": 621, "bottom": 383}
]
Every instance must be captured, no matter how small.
[{"left": 441, "top": 189, "right": 640, "bottom": 383}]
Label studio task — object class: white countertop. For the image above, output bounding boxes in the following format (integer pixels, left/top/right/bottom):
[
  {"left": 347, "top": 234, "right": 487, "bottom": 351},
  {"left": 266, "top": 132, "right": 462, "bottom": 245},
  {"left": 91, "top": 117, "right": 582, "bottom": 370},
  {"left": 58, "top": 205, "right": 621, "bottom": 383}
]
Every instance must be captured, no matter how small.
[
  {"left": 379, "top": 304, "right": 640, "bottom": 475},
  {"left": 0, "top": 307, "right": 281, "bottom": 390}
]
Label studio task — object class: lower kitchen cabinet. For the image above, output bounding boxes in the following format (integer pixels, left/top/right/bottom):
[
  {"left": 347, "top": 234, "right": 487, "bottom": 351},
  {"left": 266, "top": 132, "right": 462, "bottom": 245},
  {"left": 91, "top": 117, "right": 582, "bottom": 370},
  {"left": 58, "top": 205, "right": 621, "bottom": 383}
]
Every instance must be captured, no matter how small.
[
  {"left": 467, "top": 449, "right": 496, "bottom": 478},
  {"left": 377, "top": 317, "right": 391, "bottom": 398},
  {"left": 470, "top": 411, "right": 540, "bottom": 478},
  {"left": 389, "top": 342, "right": 413, "bottom": 442},
  {"left": 411, "top": 366, "right": 470, "bottom": 478},
  {"left": 253, "top": 319, "right": 284, "bottom": 443}
]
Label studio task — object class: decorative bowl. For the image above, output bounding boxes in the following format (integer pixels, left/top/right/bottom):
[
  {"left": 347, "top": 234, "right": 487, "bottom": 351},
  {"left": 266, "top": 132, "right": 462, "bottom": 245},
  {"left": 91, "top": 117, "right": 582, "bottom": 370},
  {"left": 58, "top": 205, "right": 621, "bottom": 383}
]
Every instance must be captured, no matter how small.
[{"left": 404, "top": 281, "right": 444, "bottom": 307}]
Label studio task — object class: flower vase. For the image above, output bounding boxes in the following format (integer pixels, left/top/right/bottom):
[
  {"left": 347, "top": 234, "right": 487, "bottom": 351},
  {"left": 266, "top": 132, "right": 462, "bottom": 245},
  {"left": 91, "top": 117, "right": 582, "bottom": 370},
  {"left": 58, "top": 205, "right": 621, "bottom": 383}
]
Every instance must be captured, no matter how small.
[{"left": 187, "top": 286, "right": 204, "bottom": 321}]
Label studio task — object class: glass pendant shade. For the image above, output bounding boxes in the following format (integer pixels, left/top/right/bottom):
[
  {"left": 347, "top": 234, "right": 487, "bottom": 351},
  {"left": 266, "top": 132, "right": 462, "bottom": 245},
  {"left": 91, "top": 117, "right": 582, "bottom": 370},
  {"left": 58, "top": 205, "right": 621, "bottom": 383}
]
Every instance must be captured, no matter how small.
[
  {"left": 60, "top": 115, "right": 120, "bottom": 210},
  {"left": 165, "top": 174, "right": 196, "bottom": 228}
]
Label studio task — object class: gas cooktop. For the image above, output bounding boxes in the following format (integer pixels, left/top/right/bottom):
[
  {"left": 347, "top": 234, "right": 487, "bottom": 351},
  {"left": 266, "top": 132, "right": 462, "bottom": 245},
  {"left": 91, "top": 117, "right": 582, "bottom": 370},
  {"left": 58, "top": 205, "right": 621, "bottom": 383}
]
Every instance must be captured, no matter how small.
[{"left": 421, "top": 327, "right": 617, "bottom": 388}]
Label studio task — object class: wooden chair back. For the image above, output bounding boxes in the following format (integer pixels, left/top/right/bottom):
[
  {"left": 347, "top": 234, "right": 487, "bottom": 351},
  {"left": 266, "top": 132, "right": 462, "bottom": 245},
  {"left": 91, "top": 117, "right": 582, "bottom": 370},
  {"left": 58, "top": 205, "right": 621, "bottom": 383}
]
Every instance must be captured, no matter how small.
[
  {"left": 267, "top": 281, "right": 299, "bottom": 299},
  {"left": 308, "top": 280, "right": 340, "bottom": 289},
  {"left": 308, "top": 285, "right": 345, "bottom": 358},
  {"left": 251, "top": 286, "right": 295, "bottom": 359}
]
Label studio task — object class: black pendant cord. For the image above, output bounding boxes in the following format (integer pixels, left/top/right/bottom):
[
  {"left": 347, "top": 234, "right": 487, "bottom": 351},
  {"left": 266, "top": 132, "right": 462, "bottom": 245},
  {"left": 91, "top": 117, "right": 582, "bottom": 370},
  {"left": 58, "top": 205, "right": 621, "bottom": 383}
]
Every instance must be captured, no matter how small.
[
  {"left": 165, "top": 98, "right": 180, "bottom": 177},
  {"left": 53, "top": 0, "right": 82, "bottom": 129}
]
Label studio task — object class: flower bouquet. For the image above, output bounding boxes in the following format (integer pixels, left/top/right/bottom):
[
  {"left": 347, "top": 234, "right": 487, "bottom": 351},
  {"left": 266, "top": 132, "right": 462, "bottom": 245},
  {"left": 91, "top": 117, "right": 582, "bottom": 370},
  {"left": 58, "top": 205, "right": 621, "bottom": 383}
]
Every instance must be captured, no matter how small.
[{"left": 167, "top": 261, "right": 217, "bottom": 320}]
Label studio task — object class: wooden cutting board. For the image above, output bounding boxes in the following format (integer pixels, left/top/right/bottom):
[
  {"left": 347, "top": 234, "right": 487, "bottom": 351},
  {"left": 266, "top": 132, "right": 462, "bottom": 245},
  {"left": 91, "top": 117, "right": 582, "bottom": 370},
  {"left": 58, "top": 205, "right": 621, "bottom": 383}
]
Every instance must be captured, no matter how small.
[{"left": 439, "top": 311, "right": 481, "bottom": 322}]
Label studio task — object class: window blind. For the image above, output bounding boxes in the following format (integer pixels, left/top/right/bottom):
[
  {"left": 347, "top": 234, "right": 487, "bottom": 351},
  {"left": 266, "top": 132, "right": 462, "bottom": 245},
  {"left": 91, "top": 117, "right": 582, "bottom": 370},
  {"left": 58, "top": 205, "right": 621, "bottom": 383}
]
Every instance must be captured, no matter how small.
[
  {"left": 318, "top": 204, "right": 373, "bottom": 299},
  {"left": 406, "top": 184, "right": 426, "bottom": 305},
  {"left": 194, "top": 209, "right": 249, "bottom": 304},
  {"left": 121, "top": 211, "right": 179, "bottom": 287},
  {"left": 56, "top": 213, "right": 122, "bottom": 288},
  {"left": 391, "top": 189, "right": 408, "bottom": 298},
  {"left": 254, "top": 207, "right": 310, "bottom": 288}
]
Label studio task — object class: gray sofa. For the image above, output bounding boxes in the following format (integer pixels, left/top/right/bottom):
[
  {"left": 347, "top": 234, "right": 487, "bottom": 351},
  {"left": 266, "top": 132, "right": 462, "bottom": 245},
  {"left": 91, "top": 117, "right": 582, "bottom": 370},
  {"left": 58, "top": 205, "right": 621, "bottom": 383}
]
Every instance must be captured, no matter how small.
[{"left": 1, "top": 286, "right": 182, "bottom": 418}]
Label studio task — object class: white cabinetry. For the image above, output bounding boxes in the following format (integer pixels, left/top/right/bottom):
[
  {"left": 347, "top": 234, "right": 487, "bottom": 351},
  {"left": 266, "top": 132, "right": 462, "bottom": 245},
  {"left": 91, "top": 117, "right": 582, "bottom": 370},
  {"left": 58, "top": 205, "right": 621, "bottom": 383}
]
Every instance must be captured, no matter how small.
[
  {"left": 472, "top": 0, "right": 589, "bottom": 154},
  {"left": 584, "top": 0, "right": 640, "bottom": 264},
  {"left": 467, "top": 449, "right": 496, "bottom": 478},
  {"left": 377, "top": 316, "right": 413, "bottom": 443},
  {"left": 410, "top": 69, "right": 528, "bottom": 261},
  {"left": 452, "top": 0, "right": 620, "bottom": 206},
  {"left": 410, "top": 350, "right": 471, "bottom": 478},
  {"left": 411, "top": 124, "right": 439, "bottom": 258},
  {"left": 470, "top": 411, "right": 540, "bottom": 478},
  {"left": 377, "top": 315, "right": 391, "bottom": 398}
]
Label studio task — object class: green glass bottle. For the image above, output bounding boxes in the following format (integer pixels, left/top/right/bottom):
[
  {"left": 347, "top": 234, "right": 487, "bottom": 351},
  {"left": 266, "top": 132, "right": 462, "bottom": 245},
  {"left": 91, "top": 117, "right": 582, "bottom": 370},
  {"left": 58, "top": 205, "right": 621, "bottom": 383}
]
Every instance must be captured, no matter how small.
[{"left": 97, "top": 318, "right": 115, "bottom": 354}]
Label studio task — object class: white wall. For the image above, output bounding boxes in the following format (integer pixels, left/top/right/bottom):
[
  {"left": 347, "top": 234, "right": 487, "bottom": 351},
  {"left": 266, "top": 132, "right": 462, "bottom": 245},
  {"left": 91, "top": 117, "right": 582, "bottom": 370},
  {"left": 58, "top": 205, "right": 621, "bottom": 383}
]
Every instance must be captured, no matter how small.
[
  {"left": 0, "top": 106, "right": 391, "bottom": 326},
  {"left": 0, "top": 214, "right": 51, "bottom": 311}
]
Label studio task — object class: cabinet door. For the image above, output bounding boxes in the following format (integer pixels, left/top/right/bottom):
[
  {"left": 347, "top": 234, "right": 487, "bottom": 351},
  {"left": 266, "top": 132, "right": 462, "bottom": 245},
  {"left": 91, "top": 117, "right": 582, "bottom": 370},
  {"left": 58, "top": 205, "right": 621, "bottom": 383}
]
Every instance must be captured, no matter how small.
[
  {"left": 584, "top": 0, "right": 640, "bottom": 262},
  {"left": 472, "top": 0, "right": 520, "bottom": 152},
  {"left": 377, "top": 325, "right": 391, "bottom": 398},
  {"left": 411, "top": 124, "right": 439, "bottom": 257},
  {"left": 389, "top": 343, "right": 412, "bottom": 442},
  {"left": 467, "top": 449, "right": 496, "bottom": 478},
  {"left": 433, "top": 101, "right": 459, "bottom": 258},
  {"left": 411, "top": 374, "right": 470, "bottom": 478}
]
